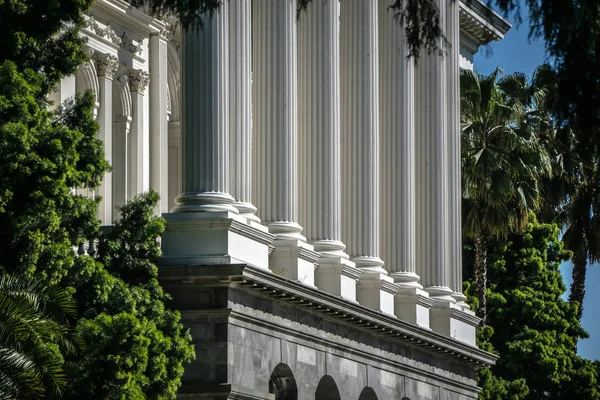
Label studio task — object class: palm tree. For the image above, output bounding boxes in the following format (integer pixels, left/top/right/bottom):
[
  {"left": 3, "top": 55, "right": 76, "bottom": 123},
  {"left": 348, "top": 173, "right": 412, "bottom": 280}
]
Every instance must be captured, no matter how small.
[
  {"left": 460, "top": 67, "right": 551, "bottom": 322},
  {"left": 500, "top": 65, "right": 600, "bottom": 325},
  {"left": 0, "top": 274, "right": 82, "bottom": 399}
]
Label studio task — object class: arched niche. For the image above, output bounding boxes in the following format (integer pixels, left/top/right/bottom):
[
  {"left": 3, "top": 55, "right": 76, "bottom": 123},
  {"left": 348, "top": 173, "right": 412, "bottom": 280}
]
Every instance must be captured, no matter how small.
[
  {"left": 269, "top": 363, "right": 298, "bottom": 400},
  {"left": 315, "top": 375, "right": 341, "bottom": 400},
  {"left": 358, "top": 387, "right": 378, "bottom": 400}
]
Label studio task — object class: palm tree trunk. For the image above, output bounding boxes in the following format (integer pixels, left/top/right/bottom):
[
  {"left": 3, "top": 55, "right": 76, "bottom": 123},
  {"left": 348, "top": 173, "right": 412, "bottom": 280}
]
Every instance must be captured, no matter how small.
[
  {"left": 474, "top": 235, "right": 488, "bottom": 323},
  {"left": 569, "top": 247, "right": 588, "bottom": 323}
]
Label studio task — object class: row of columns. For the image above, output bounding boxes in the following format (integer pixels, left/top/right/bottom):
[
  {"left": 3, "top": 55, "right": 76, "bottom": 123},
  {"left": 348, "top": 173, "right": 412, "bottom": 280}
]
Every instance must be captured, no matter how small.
[
  {"left": 168, "top": 0, "right": 471, "bottom": 332},
  {"left": 92, "top": 33, "right": 169, "bottom": 223}
]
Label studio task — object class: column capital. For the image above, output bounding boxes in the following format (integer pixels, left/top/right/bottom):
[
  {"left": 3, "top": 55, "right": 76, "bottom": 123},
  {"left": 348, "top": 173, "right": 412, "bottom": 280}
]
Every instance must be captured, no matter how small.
[
  {"left": 95, "top": 53, "right": 120, "bottom": 79},
  {"left": 127, "top": 69, "right": 150, "bottom": 94}
]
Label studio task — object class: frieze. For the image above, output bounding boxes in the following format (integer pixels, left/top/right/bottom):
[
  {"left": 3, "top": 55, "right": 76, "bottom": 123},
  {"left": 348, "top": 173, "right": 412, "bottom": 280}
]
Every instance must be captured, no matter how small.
[{"left": 83, "top": 16, "right": 122, "bottom": 45}]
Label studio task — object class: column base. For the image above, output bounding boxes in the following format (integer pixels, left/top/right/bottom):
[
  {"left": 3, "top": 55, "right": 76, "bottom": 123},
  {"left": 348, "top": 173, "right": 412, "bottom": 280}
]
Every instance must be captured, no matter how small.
[
  {"left": 315, "top": 257, "right": 362, "bottom": 302},
  {"left": 430, "top": 301, "right": 480, "bottom": 346},
  {"left": 395, "top": 287, "right": 434, "bottom": 330},
  {"left": 160, "top": 211, "right": 274, "bottom": 270},
  {"left": 270, "top": 239, "right": 320, "bottom": 287},
  {"left": 356, "top": 271, "right": 396, "bottom": 315}
]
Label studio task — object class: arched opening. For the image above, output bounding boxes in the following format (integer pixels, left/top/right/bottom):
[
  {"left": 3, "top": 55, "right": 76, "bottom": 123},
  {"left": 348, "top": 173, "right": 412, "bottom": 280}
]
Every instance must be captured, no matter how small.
[
  {"left": 358, "top": 387, "right": 378, "bottom": 400},
  {"left": 269, "top": 363, "right": 298, "bottom": 400},
  {"left": 315, "top": 375, "right": 341, "bottom": 400}
]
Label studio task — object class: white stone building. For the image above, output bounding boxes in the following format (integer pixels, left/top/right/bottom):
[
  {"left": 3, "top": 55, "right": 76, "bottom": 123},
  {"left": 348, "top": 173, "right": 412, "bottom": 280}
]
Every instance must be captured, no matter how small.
[{"left": 62, "top": 0, "right": 510, "bottom": 398}]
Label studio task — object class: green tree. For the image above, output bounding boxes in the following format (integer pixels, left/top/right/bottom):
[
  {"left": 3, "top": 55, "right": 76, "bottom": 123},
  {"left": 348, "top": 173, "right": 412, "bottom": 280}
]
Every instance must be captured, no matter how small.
[
  {"left": 460, "top": 67, "right": 550, "bottom": 321},
  {"left": 0, "top": 0, "right": 194, "bottom": 398},
  {"left": 500, "top": 64, "right": 600, "bottom": 326},
  {"left": 464, "top": 218, "right": 599, "bottom": 399},
  {"left": 0, "top": 275, "right": 82, "bottom": 400},
  {"left": 63, "top": 192, "right": 194, "bottom": 400}
]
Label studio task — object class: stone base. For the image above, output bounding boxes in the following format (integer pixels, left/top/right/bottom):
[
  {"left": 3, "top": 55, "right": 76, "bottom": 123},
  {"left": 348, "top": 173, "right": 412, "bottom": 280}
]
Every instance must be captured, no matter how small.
[
  {"left": 356, "top": 272, "right": 396, "bottom": 315},
  {"left": 157, "top": 264, "right": 495, "bottom": 400},
  {"left": 269, "top": 239, "right": 319, "bottom": 287},
  {"left": 395, "top": 287, "right": 434, "bottom": 329},
  {"left": 430, "top": 302, "right": 480, "bottom": 346},
  {"left": 314, "top": 257, "right": 361, "bottom": 302},
  {"left": 160, "top": 211, "right": 274, "bottom": 270}
]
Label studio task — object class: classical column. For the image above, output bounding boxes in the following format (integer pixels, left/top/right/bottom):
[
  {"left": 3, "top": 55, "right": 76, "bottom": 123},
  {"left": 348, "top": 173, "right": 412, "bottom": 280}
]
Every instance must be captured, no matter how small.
[
  {"left": 298, "top": 0, "right": 360, "bottom": 300},
  {"left": 253, "top": 0, "right": 319, "bottom": 285},
  {"left": 229, "top": 0, "right": 259, "bottom": 223},
  {"left": 167, "top": 120, "right": 181, "bottom": 211},
  {"left": 415, "top": 0, "right": 479, "bottom": 345},
  {"left": 149, "top": 32, "right": 169, "bottom": 214},
  {"left": 447, "top": 0, "right": 468, "bottom": 308},
  {"left": 379, "top": 1, "right": 432, "bottom": 327},
  {"left": 415, "top": 0, "right": 453, "bottom": 301},
  {"left": 113, "top": 115, "right": 131, "bottom": 213},
  {"left": 160, "top": 2, "right": 273, "bottom": 270},
  {"left": 341, "top": 0, "right": 394, "bottom": 314},
  {"left": 95, "top": 54, "right": 120, "bottom": 225},
  {"left": 128, "top": 69, "right": 150, "bottom": 200}
]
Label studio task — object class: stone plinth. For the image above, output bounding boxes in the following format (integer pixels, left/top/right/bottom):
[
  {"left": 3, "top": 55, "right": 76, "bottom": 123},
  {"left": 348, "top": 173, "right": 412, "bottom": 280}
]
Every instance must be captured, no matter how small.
[{"left": 160, "top": 212, "right": 274, "bottom": 270}]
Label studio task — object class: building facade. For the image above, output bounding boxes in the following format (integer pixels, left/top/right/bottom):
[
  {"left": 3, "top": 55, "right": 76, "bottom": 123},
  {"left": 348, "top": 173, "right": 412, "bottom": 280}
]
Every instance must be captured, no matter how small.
[{"left": 63, "top": 0, "right": 510, "bottom": 398}]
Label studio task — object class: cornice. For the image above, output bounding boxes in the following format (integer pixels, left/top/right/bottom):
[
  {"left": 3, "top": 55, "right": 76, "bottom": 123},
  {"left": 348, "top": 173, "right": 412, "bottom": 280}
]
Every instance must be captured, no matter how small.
[
  {"left": 91, "top": 0, "right": 168, "bottom": 38},
  {"left": 459, "top": 0, "right": 511, "bottom": 46},
  {"left": 158, "top": 264, "right": 498, "bottom": 368}
]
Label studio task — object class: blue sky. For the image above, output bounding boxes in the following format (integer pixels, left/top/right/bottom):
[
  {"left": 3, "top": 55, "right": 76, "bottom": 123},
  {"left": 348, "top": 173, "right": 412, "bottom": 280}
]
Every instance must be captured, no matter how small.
[{"left": 473, "top": 13, "right": 600, "bottom": 361}]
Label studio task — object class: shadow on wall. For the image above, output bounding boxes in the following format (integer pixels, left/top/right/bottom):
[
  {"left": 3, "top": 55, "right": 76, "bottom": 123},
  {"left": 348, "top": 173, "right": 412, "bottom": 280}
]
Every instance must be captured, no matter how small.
[
  {"left": 268, "top": 363, "right": 413, "bottom": 400},
  {"left": 315, "top": 375, "right": 341, "bottom": 400},
  {"left": 269, "top": 363, "right": 298, "bottom": 400},
  {"left": 358, "top": 387, "right": 378, "bottom": 400}
]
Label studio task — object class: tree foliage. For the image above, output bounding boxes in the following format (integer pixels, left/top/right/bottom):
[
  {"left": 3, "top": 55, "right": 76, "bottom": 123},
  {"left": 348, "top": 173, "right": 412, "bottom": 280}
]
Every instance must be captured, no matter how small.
[
  {"left": 460, "top": 67, "right": 551, "bottom": 321},
  {"left": 0, "top": 275, "right": 82, "bottom": 400},
  {"left": 463, "top": 218, "right": 600, "bottom": 399},
  {"left": 0, "top": 0, "right": 194, "bottom": 398}
]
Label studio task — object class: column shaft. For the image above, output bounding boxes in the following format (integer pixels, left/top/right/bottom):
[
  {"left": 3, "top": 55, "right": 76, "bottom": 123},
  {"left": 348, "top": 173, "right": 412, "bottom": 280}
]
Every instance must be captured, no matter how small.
[
  {"left": 415, "top": 0, "right": 453, "bottom": 300},
  {"left": 95, "top": 54, "right": 119, "bottom": 224},
  {"left": 128, "top": 71, "right": 149, "bottom": 200},
  {"left": 447, "top": 0, "right": 466, "bottom": 303},
  {"left": 340, "top": 0, "right": 383, "bottom": 270},
  {"left": 149, "top": 33, "right": 169, "bottom": 214},
  {"left": 229, "top": 0, "right": 258, "bottom": 221},
  {"left": 253, "top": 0, "right": 303, "bottom": 239},
  {"left": 174, "top": 4, "right": 237, "bottom": 213},
  {"left": 298, "top": 0, "right": 345, "bottom": 256},
  {"left": 113, "top": 116, "right": 131, "bottom": 212},
  {"left": 379, "top": 0, "right": 418, "bottom": 286}
]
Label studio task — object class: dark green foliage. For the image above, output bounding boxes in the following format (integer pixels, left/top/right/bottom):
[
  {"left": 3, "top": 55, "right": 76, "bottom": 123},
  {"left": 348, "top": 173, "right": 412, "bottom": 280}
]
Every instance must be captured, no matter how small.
[
  {"left": 0, "top": 0, "right": 194, "bottom": 398},
  {"left": 464, "top": 218, "right": 600, "bottom": 399},
  {"left": 0, "top": 275, "right": 82, "bottom": 400},
  {"left": 63, "top": 192, "right": 194, "bottom": 400}
]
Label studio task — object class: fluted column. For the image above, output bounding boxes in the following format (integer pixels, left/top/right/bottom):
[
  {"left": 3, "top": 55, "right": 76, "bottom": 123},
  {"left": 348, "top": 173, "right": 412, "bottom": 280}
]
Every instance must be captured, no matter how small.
[
  {"left": 341, "top": 0, "right": 383, "bottom": 271},
  {"left": 379, "top": 1, "right": 418, "bottom": 286},
  {"left": 253, "top": 0, "right": 302, "bottom": 238},
  {"left": 172, "top": 5, "right": 238, "bottom": 214},
  {"left": 161, "top": 2, "right": 273, "bottom": 271},
  {"left": 149, "top": 32, "right": 169, "bottom": 214},
  {"left": 341, "top": 0, "right": 394, "bottom": 314},
  {"left": 95, "top": 54, "right": 120, "bottom": 224},
  {"left": 415, "top": 0, "right": 453, "bottom": 302},
  {"left": 379, "top": 0, "right": 432, "bottom": 326},
  {"left": 229, "top": 0, "right": 258, "bottom": 222},
  {"left": 447, "top": 0, "right": 467, "bottom": 307},
  {"left": 253, "top": 0, "right": 318, "bottom": 285},
  {"left": 298, "top": 0, "right": 360, "bottom": 299}
]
